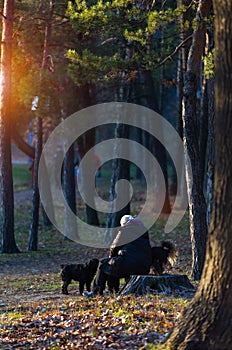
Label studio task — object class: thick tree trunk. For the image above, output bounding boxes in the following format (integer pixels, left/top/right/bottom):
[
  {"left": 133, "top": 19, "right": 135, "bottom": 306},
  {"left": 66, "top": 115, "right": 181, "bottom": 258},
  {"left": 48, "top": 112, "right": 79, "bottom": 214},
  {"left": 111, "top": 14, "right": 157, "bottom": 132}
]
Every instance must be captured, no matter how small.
[
  {"left": 0, "top": 0, "right": 20, "bottom": 253},
  {"left": 119, "top": 274, "right": 195, "bottom": 296},
  {"left": 183, "top": 0, "right": 212, "bottom": 280},
  {"left": 165, "top": 1, "right": 232, "bottom": 348}
]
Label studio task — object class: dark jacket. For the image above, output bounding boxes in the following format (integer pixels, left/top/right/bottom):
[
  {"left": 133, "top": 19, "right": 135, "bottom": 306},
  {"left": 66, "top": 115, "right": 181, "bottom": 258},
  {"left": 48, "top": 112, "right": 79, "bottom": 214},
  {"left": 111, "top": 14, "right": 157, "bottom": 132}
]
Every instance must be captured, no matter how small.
[{"left": 100, "top": 220, "right": 152, "bottom": 278}]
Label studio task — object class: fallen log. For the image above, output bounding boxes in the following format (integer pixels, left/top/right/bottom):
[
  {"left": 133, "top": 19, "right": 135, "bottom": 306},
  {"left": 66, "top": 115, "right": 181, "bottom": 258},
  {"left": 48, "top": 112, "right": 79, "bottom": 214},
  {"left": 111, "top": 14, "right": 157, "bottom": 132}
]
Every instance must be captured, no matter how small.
[{"left": 118, "top": 274, "right": 195, "bottom": 296}]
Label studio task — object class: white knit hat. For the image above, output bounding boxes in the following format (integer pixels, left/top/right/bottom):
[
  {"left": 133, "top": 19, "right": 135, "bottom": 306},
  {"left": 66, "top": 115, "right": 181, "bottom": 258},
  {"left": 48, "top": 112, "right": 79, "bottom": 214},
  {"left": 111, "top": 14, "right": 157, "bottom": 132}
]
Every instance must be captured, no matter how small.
[{"left": 120, "top": 214, "right": 133, "bottom": 226}]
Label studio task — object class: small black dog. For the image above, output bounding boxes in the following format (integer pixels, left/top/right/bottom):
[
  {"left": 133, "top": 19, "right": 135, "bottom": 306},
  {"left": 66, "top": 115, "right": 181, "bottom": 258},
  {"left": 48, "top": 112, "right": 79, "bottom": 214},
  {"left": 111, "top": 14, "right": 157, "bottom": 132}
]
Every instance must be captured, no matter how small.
[
  {"left": 151, "top": 241, "right": 178, "bottom": 275},
  {"left": 60, "top": 258, "right": 99, "bottom": 295}
]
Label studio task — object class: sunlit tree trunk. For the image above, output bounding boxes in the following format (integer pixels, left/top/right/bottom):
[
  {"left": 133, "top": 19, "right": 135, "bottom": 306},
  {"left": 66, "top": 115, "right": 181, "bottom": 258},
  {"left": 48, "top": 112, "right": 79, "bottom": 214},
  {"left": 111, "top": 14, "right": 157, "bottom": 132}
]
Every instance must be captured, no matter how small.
[
  {"left": 166, "top": 1, "right": 232, "bottom": 347},
  {"left": 0, "top": 0, "right": 20, "bottom": 253},
  {"left": 182, "top": 0, "right": 212, "bottom": 280}
]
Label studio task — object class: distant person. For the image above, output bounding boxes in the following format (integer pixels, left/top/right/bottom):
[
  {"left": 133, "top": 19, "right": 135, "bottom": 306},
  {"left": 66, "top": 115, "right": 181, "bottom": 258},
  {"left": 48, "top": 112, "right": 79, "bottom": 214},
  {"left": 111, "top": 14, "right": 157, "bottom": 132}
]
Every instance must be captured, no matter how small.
[{"left": 84, "top": 215, "right": 152, "bottom": 296}]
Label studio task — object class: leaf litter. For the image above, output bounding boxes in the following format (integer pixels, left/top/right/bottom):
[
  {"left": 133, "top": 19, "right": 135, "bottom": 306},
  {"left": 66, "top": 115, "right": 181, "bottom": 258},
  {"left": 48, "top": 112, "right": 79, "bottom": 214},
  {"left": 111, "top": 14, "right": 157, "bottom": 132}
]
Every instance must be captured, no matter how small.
[
  {"left": 0, "top": 189, "right": 194, "bottom": 349},
  {"left": 0, "top": 294, "right": 190, "bottom": 349}
]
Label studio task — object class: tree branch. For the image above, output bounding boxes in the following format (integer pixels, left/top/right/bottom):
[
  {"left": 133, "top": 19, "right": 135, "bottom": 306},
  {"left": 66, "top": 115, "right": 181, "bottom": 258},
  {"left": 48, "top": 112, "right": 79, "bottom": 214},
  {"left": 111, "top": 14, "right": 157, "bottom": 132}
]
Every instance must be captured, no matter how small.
[
  {"left": 11, "top": 129, "right": 35, "bottom": 159},
  {"left": 0, "top": 12, "right": 7, "bottom": 19},
  {"left": 158, "top": 34, "right": 193, "bottom": 67}
]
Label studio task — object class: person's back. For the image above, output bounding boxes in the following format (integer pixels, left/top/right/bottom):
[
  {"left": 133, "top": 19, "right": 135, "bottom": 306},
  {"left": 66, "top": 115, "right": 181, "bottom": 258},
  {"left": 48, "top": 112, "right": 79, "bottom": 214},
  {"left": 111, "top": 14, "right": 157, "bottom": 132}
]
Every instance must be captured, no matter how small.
[
  {"left": 84, "top": 215, "right": 152, "bottom": 296},
  {"left": 105, "top": 217, "right": 152, "bottom": 278},
  {"left": 112, "top": 219, "right": 152, "bottom": 277}
]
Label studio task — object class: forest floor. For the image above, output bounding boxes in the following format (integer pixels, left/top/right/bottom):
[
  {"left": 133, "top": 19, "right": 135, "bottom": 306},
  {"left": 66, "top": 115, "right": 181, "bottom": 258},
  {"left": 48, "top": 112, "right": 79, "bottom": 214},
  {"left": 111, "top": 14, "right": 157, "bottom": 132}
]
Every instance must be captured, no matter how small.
[{"left": 0, "top": 184, "right": 196, "bottom": 349}]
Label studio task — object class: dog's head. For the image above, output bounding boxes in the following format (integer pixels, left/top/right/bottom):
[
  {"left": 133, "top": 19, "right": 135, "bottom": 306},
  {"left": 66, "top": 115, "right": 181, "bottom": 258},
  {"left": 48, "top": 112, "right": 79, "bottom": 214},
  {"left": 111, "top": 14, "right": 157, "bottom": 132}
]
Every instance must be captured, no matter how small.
[
  {"left": 161, "top": 241, "right": 178, "bottom": 266},
  {"left": 87, "top": 258, "right": 99, "bottom": 272}
]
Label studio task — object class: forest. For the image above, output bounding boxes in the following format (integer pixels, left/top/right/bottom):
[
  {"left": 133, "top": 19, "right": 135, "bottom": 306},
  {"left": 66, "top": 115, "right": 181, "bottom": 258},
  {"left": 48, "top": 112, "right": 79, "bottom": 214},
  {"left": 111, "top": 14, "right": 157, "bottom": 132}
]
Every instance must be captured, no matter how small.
[{"left": 0, "top": 0, "right": 231, "bottom": 349}]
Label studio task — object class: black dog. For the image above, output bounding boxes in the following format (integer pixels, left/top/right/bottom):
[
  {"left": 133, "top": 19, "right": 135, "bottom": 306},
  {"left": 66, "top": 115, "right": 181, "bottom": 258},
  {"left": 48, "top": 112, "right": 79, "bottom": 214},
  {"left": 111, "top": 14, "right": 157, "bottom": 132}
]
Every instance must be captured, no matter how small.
[
  {"left": 60, "top": 258, "right": 99, "bottom": 295},
  {"left": 151, "top": 241, "right": 178, "bottom": 275},
  {"left": 107, "top": 275, "right": 120, "bottom": 294}
]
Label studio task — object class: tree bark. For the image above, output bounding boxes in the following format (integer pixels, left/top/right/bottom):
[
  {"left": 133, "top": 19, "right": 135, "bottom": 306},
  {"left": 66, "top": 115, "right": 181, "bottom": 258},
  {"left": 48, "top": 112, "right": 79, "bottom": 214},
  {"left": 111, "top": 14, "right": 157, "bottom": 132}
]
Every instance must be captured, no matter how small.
[
  {"left": 106, "top": 122, "right": 130, "bottom": 232},
  {"left": 165, "top": 1, "right": 232, "bottom": 348},
  {"left": 0, "top": 0, "right": 20, "bottom": 253},
  {"left": 78, "top": 127, "right": 100, "bottom": 227},
  {"left": 206, "top": 76, "right": 215, "bottom": 228},
  {"left": 119, "top": 274, "right": 195, "bottom": 296},
  {"left": 75, "top": 84, "right": 100, "bottom": 227},
  {"left": 199, "top": 76, "right": 208, "bottom": 185},
  {"left": 174, "top": 0, "right": 188, "bottom": 204},
  {"left": 28, "top": 115, "right": 42, "bottom": 250},
  {"left": 205, "top": 30, "right": 215, "bottom": 228},
  {"left": 63, "top": 144, "right": 77, "bottom": 238},
  {"left": 183, "top": 0, "right": 212, "bottom": 280},
  {"left": 28, "top": 0, "right": 54, "bottom": 250}
]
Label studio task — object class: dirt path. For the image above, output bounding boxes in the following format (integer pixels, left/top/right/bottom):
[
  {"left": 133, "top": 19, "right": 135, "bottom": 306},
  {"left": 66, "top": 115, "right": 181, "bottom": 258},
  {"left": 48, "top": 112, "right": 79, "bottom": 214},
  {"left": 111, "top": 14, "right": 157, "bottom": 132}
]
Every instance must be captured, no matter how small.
[{"left": 14, "top": 188, "right": 33, "bottom": 205}]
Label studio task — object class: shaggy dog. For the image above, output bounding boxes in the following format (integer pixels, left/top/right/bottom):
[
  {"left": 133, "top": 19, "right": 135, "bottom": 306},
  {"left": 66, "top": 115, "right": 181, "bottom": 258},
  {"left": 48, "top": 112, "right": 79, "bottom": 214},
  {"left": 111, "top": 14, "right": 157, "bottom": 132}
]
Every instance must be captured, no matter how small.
[
  {"left": 60, "top": 258, "right": 99, "bottom": 295},
  {"left": 150, "top": 241, "right": 178, "bottom": 275}
]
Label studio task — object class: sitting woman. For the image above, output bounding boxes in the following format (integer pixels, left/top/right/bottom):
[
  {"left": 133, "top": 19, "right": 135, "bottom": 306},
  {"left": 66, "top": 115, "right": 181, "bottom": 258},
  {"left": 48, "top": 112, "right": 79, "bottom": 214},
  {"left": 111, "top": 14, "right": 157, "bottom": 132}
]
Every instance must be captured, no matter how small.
[{"left": 85, "top": 215, "right": 152, "bottom": 296}]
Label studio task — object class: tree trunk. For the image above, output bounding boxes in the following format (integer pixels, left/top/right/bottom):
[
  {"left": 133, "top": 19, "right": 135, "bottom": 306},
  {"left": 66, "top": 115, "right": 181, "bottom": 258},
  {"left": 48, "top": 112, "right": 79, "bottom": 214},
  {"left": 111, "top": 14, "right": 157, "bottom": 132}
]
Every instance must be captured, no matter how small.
[
  {"left": 28, "top": 115, "right": 42, "bottom": 250},
  {"left": 28, "top": 0, "right": 54, "bottom": 250},
  {"left": 157, "top": 1, "right": 172, "bottom": 214},
  {"left": 57, "top": 78, "right": 80, "bottom": 238},
  {"left": 205, "top": 30, "right": 215, "bottom": 228},
  {"left": 174, "top": 0, "right": 188, "bottom": 204},
  {"left": 0, "top": 0, "right": 20, "bottom": 253},
  {"left": 63, "top": 144, "right": 77, "bottom": 238},
  {"left": 119, "top": 274, "right": 195, "bottom": 296},
  {"left": 133, "top": 70, "right": 171, "bottom": 213},
  {"left": 206, "top": 76, "right": 215, "bottom": 228},
  {"left": 74, "top": 83, "right": 100, "bottom": 227},
  {"left": 106, "top": 123, "right": 130, "bottom": 232},
  {"left": 104, "top": 79, "right": 131, "bottom": 237},
  {"left": 199, "top": 77, "right": 208, "bottom": 184},
  {"left": 78, "top": 126, "right": 100, "bottom": 226},
  {"left": 165, "top": 1, "right": 232, "bottom": 348},
  {"left": 183, "top": 0, "right": 212, "bottom": 280}
]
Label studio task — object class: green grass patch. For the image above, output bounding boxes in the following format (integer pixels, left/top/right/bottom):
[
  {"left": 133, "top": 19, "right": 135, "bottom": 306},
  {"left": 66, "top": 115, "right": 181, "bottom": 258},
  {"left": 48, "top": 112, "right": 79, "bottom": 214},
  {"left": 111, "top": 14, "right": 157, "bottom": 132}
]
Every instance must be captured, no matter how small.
[{"left": 12, "top": 163, "right": 31, "bottom": 190}]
